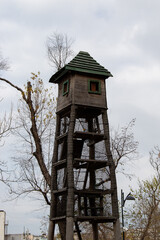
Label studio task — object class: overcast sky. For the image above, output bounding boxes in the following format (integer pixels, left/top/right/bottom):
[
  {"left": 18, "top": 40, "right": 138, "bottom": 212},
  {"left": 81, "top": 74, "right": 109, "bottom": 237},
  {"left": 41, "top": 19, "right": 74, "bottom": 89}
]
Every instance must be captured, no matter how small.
[{"left": 0, "top": 0, "right": 160, "bottom": 235}]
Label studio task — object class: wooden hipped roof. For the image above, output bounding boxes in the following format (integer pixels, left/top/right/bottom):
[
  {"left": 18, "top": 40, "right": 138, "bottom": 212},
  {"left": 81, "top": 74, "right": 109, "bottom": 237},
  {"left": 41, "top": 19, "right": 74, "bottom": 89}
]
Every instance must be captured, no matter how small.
[{"left": 49, "top": 51, "right": 112, "bottom": 83}]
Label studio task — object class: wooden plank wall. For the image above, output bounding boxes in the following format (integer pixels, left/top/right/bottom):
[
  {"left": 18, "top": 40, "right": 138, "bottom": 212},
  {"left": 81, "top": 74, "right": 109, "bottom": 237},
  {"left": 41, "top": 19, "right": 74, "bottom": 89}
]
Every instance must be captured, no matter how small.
[
  {"left": 56, "top": 73, "right": 107, "bottom": 112},
  {"left": 73, "top": 74, "right": 107, "bottom": 109}
]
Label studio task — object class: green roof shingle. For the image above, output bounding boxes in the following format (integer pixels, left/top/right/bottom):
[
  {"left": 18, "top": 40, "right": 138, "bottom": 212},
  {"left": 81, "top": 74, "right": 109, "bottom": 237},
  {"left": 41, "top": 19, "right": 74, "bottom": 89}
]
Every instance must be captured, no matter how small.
[{"left": 49, "top": 51, "right": 112, "bottom": 83}]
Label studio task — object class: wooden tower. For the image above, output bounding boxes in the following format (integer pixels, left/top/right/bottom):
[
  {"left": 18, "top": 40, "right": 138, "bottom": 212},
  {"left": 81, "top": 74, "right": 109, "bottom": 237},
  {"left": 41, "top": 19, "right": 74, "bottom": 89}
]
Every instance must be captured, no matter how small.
[{"left": 49, "top": 51, "right": 121, "bottom": 240}]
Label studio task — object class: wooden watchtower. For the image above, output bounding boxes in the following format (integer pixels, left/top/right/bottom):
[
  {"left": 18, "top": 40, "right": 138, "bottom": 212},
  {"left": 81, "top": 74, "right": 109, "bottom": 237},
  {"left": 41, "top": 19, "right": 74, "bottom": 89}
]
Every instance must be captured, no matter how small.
[{"left": 49, "top": 51, "right": 121, "bottom": 240}]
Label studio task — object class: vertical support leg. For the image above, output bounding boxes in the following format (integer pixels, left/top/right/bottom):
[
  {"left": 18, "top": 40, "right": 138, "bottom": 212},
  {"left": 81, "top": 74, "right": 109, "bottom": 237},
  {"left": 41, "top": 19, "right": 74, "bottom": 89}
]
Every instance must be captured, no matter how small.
[
  {"left": 113, "top": 219, "right": 121, "bottom": 240},
  {"left": 66, "top": 217, "right": 74, "bottom": 240},
  {"left": 49, "top": 114, "right": 60, "bottom": 240},
  {"left": 66, "top": 105, "right": 76, "bottom": 240},
  {"left": 88, "top": 118, "right": 99, "bottom": 240},
  {"left": 102, "top": 110, "right": 121, "bottom": 240},
  {"left": 47, "top": 221, "right": 55, "bottom": 240},
  {"left": 92, "top": 223, "right": 99, "bottom": 240}
]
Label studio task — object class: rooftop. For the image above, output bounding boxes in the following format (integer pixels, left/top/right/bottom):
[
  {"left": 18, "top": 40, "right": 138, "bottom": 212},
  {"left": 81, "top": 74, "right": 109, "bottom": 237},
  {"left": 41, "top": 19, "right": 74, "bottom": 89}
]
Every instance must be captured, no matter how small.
[{"left": 49, "top": 51, "right": 112, "bottom": 83}]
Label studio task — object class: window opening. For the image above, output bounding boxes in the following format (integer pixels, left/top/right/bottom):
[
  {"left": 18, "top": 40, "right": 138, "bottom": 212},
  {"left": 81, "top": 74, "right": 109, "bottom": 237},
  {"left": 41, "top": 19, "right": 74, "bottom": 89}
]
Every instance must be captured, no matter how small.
[
  {"left": 88, "top": 80, "right": 101, "bottom": 94},
  {"left": 63, "top": 80, "right": 69, "bottom": 96}
]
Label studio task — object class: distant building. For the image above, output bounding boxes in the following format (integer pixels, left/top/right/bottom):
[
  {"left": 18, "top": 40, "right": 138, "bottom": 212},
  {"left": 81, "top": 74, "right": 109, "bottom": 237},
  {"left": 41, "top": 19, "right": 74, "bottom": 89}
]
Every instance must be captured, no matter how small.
[
  {"left": 5, "top": 234, "right": 24, "bottom": 240},
  {"left": 33, "top": 234, "right": 47, "bottom": 240},
  {"left": 0, "top": 210, "right": 6, "bottom": 240},
  {"left": 5, "top": 234, "right": 47, "bottom": 240},
  {"left": 1, "top": 210, "right": 47, "bottom": 240}
]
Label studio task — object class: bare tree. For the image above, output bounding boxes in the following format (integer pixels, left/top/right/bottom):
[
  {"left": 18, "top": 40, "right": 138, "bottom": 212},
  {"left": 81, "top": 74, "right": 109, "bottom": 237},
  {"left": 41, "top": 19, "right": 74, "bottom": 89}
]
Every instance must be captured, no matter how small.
[
  {"left": 0, "top": 73, "right": 68, "bottom": 239},
  {"left": 0, "top": 33, "right": 74, "bottom": 239},
  {"left": 95, "top": 119, "right": 138, "bottom": 190},
  {"left": 124, "top": 146, "right": 160, "bottom": 239},
  {"left": 0, "top": 50, "right": 11, "bottom": 137},
  {"left": 127, "top": 176, "right": 160, "bottom": 240},
  {"left": 46, "top": 32, "right": 74, "bottom": 70},
  {"left": 111, "top": 119, "right": 138, "bottom": 173},
  {"left": 150, "top": 146, "right": 160, "bottom": 178},
  {"left": 0, "top": 104, "right": 12, "bottom": 178},
  {"left": 0, "top": 73, "right": 56, "bottom": 203},
  {"left": 0, "top": 51, "right": 11, "bottom": 180},
  {"left": 0, "top": 51, "right": 9, "bottom": 73},
  {"left": 0, "top": 104, "right": 12, "bottom": 142}
]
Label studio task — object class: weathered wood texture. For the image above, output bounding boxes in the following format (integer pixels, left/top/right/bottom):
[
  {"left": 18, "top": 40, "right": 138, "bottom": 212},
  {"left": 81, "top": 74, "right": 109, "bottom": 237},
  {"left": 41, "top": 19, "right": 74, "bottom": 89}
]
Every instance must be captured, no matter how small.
[
  {"left": 88, "top": 119, "right": 99, "bottom": 239},
  {"left": 48, "top": 115, "right": 60, "bottom": 240},
  {"left": 56, "top": 74, "right": 72, "bottom": 113},
  {"left": 50, "top": 114, "right": 60, "bottom": 219},
  {"left": 66, "top": 105, "right": 76, "bottom": 240},
  {"left": 102, "top": 110, "right": 119, "bottom": 218},
  {"left": 56, "top": 73, "right": 107, "bottom": 112},
  {"left": 102, "top": 110, "right": 121, "bottom": 240}
]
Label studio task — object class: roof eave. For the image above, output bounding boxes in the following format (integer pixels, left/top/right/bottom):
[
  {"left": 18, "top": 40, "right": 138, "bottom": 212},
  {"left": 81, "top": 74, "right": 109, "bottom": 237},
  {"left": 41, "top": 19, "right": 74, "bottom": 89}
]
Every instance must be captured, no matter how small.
[
  {"left": 49, "top": 66, "right": 113, "bottom": 83},
  {"left": 49, "top": 67, "right": 67, "bottom": 83}
]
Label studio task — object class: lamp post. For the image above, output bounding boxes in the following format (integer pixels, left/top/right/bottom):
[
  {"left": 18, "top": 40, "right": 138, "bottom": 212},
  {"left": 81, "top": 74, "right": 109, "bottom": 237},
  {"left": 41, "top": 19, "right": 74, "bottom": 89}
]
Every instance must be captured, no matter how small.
[{"left": 121, "top": 189, "right": 135, "bottom": 240}]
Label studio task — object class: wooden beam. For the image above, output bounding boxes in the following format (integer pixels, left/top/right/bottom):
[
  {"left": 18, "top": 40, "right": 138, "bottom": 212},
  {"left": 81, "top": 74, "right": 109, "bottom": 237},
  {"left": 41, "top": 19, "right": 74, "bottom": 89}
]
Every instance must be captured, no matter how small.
[
  {"left": 53, "top": 188, "right": 67, "bottom": 195},
  {"left": 75, "top": 189, "right": 113, "bottom": 196},
  {"left": 53, "top": 159, "right": 67, "bottom": 170},
  {"left": 75, "top": 216, "right": 117, "bottom": 223},
  {"left": 74, "top": 131, "right": 104, "bottom": 143}
]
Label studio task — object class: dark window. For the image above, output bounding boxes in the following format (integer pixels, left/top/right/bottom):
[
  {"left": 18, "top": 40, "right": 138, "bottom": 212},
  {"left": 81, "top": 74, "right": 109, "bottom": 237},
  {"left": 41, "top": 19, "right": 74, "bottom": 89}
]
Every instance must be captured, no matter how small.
[
  {"left": 63, "top": 80, "right": 69, "bottom": 96},
  {"left": 88, "top": 80, "right": 101, "bottom": 94}
]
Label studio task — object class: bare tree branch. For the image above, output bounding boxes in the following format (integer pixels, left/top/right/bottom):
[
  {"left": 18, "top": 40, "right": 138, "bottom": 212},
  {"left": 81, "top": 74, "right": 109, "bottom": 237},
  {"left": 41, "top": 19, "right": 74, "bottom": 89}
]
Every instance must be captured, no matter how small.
[
  {"left": 46, "top": 32, "right": 74, "bottom": 70},
  {"left": 111, "top": 119, "right": 138, "bottom": 170},
  {"left": 128, "top": 177, "right": 160, "bottom": 240},
  {"left": 0, "top": 51, "right": 9, "bottom": 73},
  {"left": 149, "top": 146, "right": 160, "bottom": 178}
]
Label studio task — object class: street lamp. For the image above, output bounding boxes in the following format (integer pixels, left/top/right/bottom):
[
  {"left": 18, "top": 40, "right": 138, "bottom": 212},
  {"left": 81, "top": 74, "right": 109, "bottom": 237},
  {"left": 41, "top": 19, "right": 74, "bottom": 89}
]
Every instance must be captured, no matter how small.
[{"left": 121, "top": 189, "right": 135, "bottom": 240}]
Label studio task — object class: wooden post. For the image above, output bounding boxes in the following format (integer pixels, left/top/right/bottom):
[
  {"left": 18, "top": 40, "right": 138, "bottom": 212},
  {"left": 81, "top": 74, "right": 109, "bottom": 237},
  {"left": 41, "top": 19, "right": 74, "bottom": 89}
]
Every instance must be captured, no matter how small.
[
  {"left": 48, "top": 114, "right": 60, "bottom": 240},
  {"left": 88, "top": 119, "right": 99, "bottom": 240},
  {"left": 47, "top": 221, "right": 55, "bottom": 240},
  {"left": 92, "top": 223, "right": 99, "bottom": 240},
  {"left": 113, "top": 219, "right": 121, "bottom": 240},
  {"left": 102, "top": 110, "right": 121, "bottom": 240},
  {"left": 66, "top": 105, "right": 76, "bottom": 240}
]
